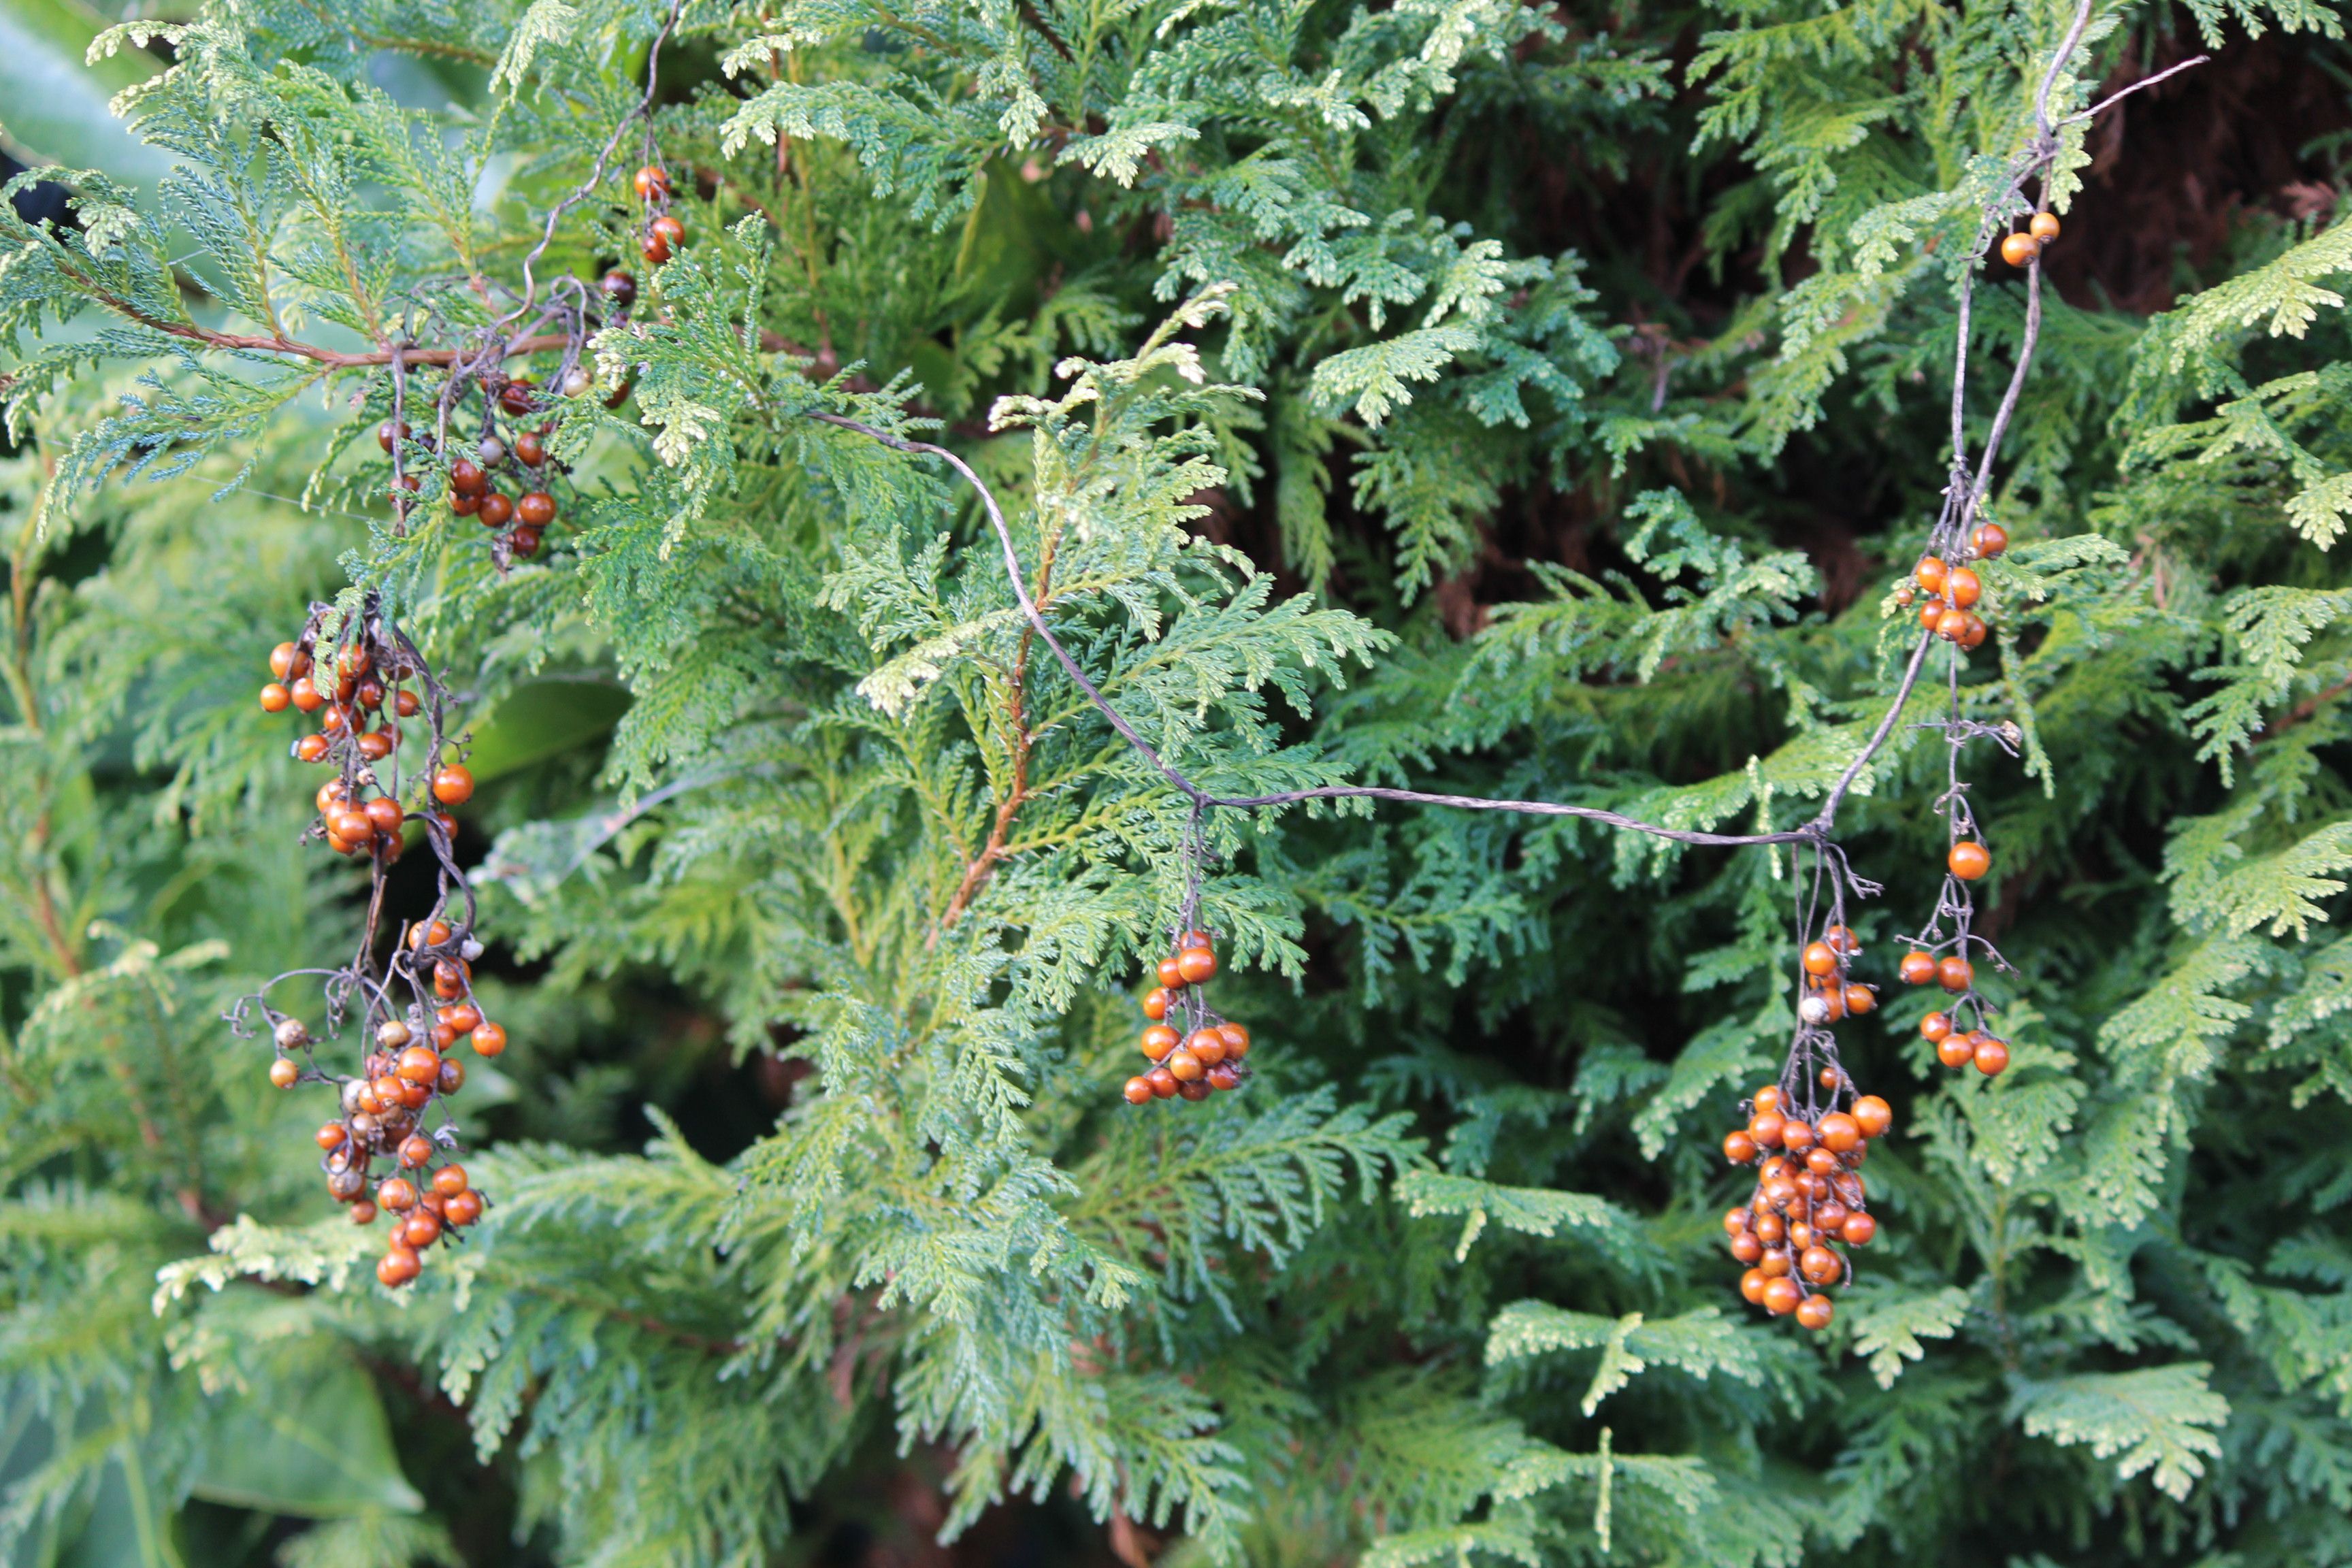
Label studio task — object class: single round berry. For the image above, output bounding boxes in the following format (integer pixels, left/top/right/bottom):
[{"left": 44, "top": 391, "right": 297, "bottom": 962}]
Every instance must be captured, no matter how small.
[
  {"left": 1146, "top": 1066, "right": 1178, "bottom": 1098},
  {"left": 431, "top": 765, "right": 475, "bottom": 805},
  {"left": 314, "top": 1122, "right": 348, "bottom": 1151},
  {"left": 269, "top": 642, "right": 303, "bottom": 681},
  {"left": 440, "top": 1004, "right": 482, "bottom": 1034},
  {"left": 348, "top": 1200, "right": 378, "bottom": 1226},
  {"left": 377, "top": 419, "right": 410, "bottom": 454},
  {"left": 1156, "top": 957, "right": 1184, "bottom": 989},
  {"left": 1795, "top": 1293, "right": 1835, "bottom": 1330},
  {"left": 1141, "top": 1024, "right": 1179, "bottom": 1059},
  {"left": 514, "top": 431, "right": 548, "bottom": 468},
  {"left": 471, "top": 1021, "right": 506, "bottom": 1057},
  {"left": 442, "top": 1190, "right": 484, "bottom": 1226},
  {"left": 1205, "top": 1062, "right": 1243, "bottom": 1091},
  {"left": 1141, "top": 987, "right": 1172, "bottom": 1020},
  {"left": 1920, "top": 1011, "right": 1953, "bottom": 1042},
  {"left": 1178, "top": 1079, "right": 1213, "bottom": 1101},
  {"left": 410, "top": 919, "right": 453, "bottom": 951},
  {"left": 399, "top": 1134, "right": 434, "bottom": 1168},
  {"left": 1913, "top": 557, "right": 1949, "bottom": 595},
  {"left": 2028, "top": 211, "right": 2061, "bottom": 244},
  {"left": 1974, "top": 1036, "right": 2010, "bottom": 1076},
  {"left": 478, "top": 493, "right": 514, "bottom": 529},
  {"left": 1816, "top": 1112, "right": 1861, "bottom": 1153},
  {"left": 260, "top": 682, "right": 292, "bottom": 713},
  {"left": 1123, "top": 1076, "right": 1155, "bottom": 1105},
  {"left": 1740, "top": 1267, "right": 1769, "bottom": 1305},
  {"left": 1899, "top": 950, "right": 1936, "bottom": 985},
  {"left": 289, "top": 676, "right": 324, "bottom": 713},
  {"left": 634, "top": 165, "right": 671, "bottom": 201},
  {"left": 642, "top": 223, "right": 676, "bottom": 264},
  {"left": 1945, "top": 566, "right": 1981, "bottom": 609},
  {"left": 1761, "top": 1277, "right": 1803, "bottom": 1316},
  {"left": 1166, "top": 1049, "right": 1204, "bottom": 1082},
  {"left": 452, "top": 493, "right": 482, "bottom": 518},
  {"left": 1948, "top": 840, "right": 1990, "bottom": 881},
  {"left": 1800, "top": 1245, "right": 1842, "bottom": 1285},
  {"left": 268, "top": 1057, "right": 301, "bottom": 1089},
  {"left": 394, "top": 689, "right": 421, "bottom": 718},
  {"left": 376, "top": 1247, "right": 421, "bottom": 1287},
  {"left": 1749, "top": 1110, "right": 1785, "bottom": 1148},
  {"left": 1780, "top": 1118, "right": 1817, "bottom": 1153},
  {"left": 1801, "top": 941, "right": 1838, "bottom": 977},
  {"left": 1938, "top": 1032, "right": 1975, "bottom": 1068},
  {"left": 1752, "top": 1086, "right": 1782, "bottom": 1113},
  {"left": 1218, "top": 1022, "right": 1250, "bottom": 1059},
  {"left": 1972, "top": 522, "right": 2009, "bottom": 557},
  {"left": 1806, "top": 1147, "right": 1840, "bottom": 1176},
  {"left": 1918, "top": 597, "right": 1947, "bottom": 632},
  {"left": 1850, "top": 1095, "right": 1893, "bottom": 1139},
  {"left": 563, "top": 368, "right": 594, "bottom": 397},
  {"left": 1938, "top": 955, "right": 1974, "bottom": 992},
  {"left": 498, "top": 379, "right": 537, "bottom": 416},
  {"left": 1844, "top": 983, "right": 1876, "bottom": 1015},
  {"left": 509, "top": 527, "right": 542, "bottom": 559},
  {"left": 1960, "top": 614, "right": 1988, "bottom": 650},
  {"left": 1175, "top": 946, "right": 1216, "bottom": 984},
  {"left": 377, "top": 1177, "right": 418, "bottom": 1211},
  {"left": 400, "top": 1211, "right": 443, "bottom": 1249},
  {"left": 1722, "top": 1206, "right": 1752, "bottom": 1236},
  {"left": 1185, "top": 1027, "right": 1228, "bottom": 1066},
  {"left": 1999, "top": 231, "right": 2040, "bottom": 267},
  {"left": 1936, "top": 607, "right": 1970, "bottom": 642},
  {"left": 1731, "top": 1232, "right": 1764, "bottom": 1264},
  {"left": 602, "top": 270, "right": 638, "bottom": 307},
  {"left": 1759, "top": 1245, "right": 1793, "bottom": 1277},
  {"left": 1723, "top": 1130, "right": 1757, "bottom": 1164},
  {"left": 1754, "top": 1211, "right": 1786, "bottom": 1245},
  {"left": 395, "top": 1045, "right": 441, "bottom": 1084},
  {"left": 1842, "top": 1212, "right": 1877, "bottom": 1246}
]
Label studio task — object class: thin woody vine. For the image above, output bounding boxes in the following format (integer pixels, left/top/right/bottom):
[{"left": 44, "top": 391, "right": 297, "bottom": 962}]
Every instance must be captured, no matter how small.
[{"left": 0, "top": 0, "right": 2189, "bottom": 1327}]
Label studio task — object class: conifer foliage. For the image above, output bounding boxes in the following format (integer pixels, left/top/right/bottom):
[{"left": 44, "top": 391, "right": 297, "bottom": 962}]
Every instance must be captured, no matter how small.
[{"left": 5, "top": 0, "right": 2352, "bottom": 1563}]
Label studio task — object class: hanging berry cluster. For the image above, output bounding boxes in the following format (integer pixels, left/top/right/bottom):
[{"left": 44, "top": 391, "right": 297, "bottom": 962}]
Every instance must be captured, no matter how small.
[
  {"left": 1999, "top": 209, "right": 2063, "bottom": 270},
  {"left": 1721, "top": 865, "right": 1895, "bottom": 1331},
  {"left": 380, "top": 361, "right": 590, "bottom": 566},
  {"left": 233, "top": 598, "right": 504, "bottom": 1289},
  {"left": 1895, "top": 523, "right": 2008, "bottom": 651},
  {"left": 634, "top": 163, "right": 685, "bottom": 265},
  {"left": 1124, "top": 930, "right": 1253, "bottom": 1105}
]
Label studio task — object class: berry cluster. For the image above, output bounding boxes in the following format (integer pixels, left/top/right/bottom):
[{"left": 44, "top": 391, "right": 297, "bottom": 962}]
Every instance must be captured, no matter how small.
[
  {"left": 634, "top": 165, "right": 685, "bottom": 265},
  {"left": 1999, "top": 210, "right": 2062, "bottom": 270},
  {"left": 235, "top": 599, "right": 502, "bottom": 1288},
  {"left": 1894, "top": 523, "right": 2007, "bottom": 652},
  {"left": 1901, "top": 774, "right": 2015, "bottom": 1076},
  {"left": 1123, "top": 931, "right": 1253, "bottom": 1104},
  {"left": 257, "top": 623, "right": 474, "bottom": 852},
  {"left": 1722, "top": 1080, "right": 1891, "bottom": 1330},
  {"left": 379, "top": 381, "right": 580, "bottom": 566}
]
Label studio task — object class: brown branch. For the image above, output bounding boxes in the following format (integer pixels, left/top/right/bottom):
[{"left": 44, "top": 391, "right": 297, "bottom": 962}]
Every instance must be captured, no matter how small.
[
  {"left": 2261, "top": 670, "right": 2352, "bottom": 740},
  {"left": 938, "top": 541, "right": 1057, "bottom": 932}
]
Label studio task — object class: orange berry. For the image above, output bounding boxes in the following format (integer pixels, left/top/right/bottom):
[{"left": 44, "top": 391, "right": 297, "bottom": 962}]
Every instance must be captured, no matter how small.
[
  {"left": 398, "top": 1135, "right": 434, "bottom": 1168},
  {"left": 1184, "top": 1028, "right": 1227, "bottom": 1067},
  {"left": 269, "top": 1058, "right": 300, "bottom": 1089},
  {"left": 1842, "top": 1212, "right": 1876, "bottom": 1246},
  {"left": 1175, "top": 946, "right": 1216, "bottom": 985},
  {"left": 1937, "top": 608, "right": 1970, "bottom": 642},
  {"left": 1142, "top": 988, "right": 1173, "bottom": 1021},
  {"left": 431, "top": 1164, "right": 468, "bottom": 1198},
  {"left": 1752, "top": 1086, "right": 1782, "bottom": 1114},
  {"left": 1850, "top": 1095, "right": 1892, "bottom": 1139},
  {"left": 431, "top": 765, "right": 474, "bottom": 805},
  {"left": 1800, "top": 1245, "right": 1842, "bottom": 1285},
  {"left": 1762, "top": 1277, "right": 1803, "bottom": 1316},
  {"left": 1218, "top": 1022, "right": 1250, "bottom": 1059},
  {"left": 1740, "top": 1268, "right": 1769, "bottom": 1305},
  {"left": 1974, "top": 1036, "right": 2010, "bottom": 1076},
  {"left": 1920, "top": 1011, "right": 1953, "bottom": 1042},
  {"left": 1899, "top": 950, "right": 1936, "bottom": 985},
  {"left": 442, "top": 1190, "right": 483, "bottom": 1226},
  {"left": 1146, "top": 1066, "right": 1179, "bottom": 1098},
  {"left": 2028, "top": 212, "right": 2061, "bottom": 244},
  {"left": 1913, "top": 557, "right": 1948, "bottom": 595},
  {"left": 314, "top": 1122, "right": 348, "bottom": 1150},
  {"left": 1141, "top": 1024, "right": 1180, "bottom": 1060},
  {"left": 1999, "top": 232, "right": 2040, "bottom": 267},
  {"left": 1205, "top": 1062, "right": 1243, "bottom": 1090},
  {"left": 1938, "top": 955, "right": 1974, "bottom": 992},
  {"left": 1801, "top": 942, "right": 1838, "bottom": 976},
  {"left": 376, "top": 1247, "right": 421, "bottom": 1287},
  {"left": 1156, "top": 957, "right": 1184, "bottom": 989},
  {"left": 1123, "top": 1076, "right": 1155, "bottom": 1105},
  {"left": 1816, "top": 1112, "right": 1861, "bottom": 1153},
  {"left": 1843, "top": 983, "right": 1876, "bottom": 1015},
  {"left": 1723, "top": 1130, "right": 1757, "bottom": 1164},
  {"left": 1780, "top": 1118, "right": 1817, "bottom": 1153},
  {"left": 1938, "top": 1032, "right": 1976, "bottom": 1068},
  {"left": 376, "top": 1178, "right": 417, "bottom": 1211},
  {"left": 1948, "top": 841, "right": 1990, "bottom": 881},
  {"left": 1972, "top": 522, "right": 2009, "bottom": 557},
  {"left": 1795, "top": 1294, "right": 1835, "bottom": 1330},
  {"left": 1945, "top": 567, "right": 1981, "bottom": 609},
  {"left": 1749, "top": 1111, "right": 1785, "bottom": 1148},
  {"left": 1166, "top": 1049, "right": 1204, "bottom": 1082},
  {"left": 471, "top": 1021, "right": 506, "bottom": 1057}
]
